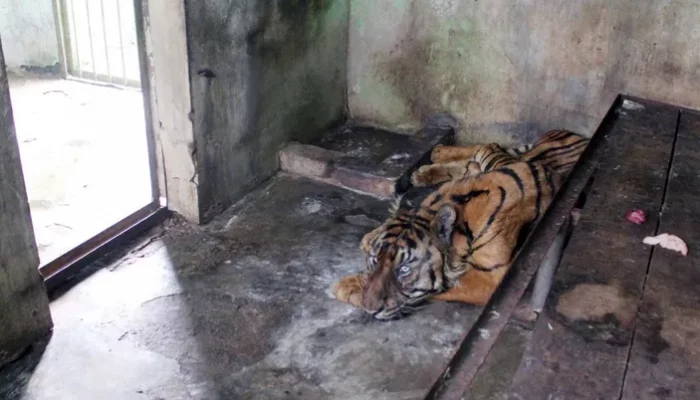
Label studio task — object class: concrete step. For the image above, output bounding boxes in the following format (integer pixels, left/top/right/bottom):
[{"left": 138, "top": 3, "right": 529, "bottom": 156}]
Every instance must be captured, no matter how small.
[{"left": 279, "top": 115, "right": 456, "bottom": 199}]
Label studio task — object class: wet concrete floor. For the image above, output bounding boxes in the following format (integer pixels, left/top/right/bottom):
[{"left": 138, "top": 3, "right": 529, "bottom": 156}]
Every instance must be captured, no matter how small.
[{"left": 1, "top": 174, "right": 481, "bottom": 400}]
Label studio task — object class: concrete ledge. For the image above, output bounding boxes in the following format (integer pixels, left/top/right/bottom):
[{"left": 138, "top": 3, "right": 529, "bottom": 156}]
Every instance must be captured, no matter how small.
[
  {"left": 279, "top": 143, "right": 396, "bottom": 198},
  {"left": 279, "top": 120, "right": 454, "bottom": 199},
  {"left": 279, "top": 143, "right": 341, "bottom": 178}
]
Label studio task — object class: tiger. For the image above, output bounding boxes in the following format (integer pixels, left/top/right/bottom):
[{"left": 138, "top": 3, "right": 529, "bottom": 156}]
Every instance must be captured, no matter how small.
[
  {"left": 332, "top": 130, "right": 589, "bottom": 320},
  {"left": 410, "top": 129, "right": 586, "bottom": 188}
]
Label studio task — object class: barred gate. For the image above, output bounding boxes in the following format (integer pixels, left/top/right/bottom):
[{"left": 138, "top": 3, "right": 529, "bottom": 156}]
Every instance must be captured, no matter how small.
[{"left": 56, "top": 0, "right": 141, "bottom": 87}]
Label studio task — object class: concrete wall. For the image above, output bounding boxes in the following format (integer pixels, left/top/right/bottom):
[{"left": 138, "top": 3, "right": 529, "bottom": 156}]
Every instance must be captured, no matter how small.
[
  {"left": 186, "top": 0, "right": 349, "bottom": 221},
  {"left": 348, "top": 0, "right": 700, "bottom": 144},
  {"left": 0, "top": 0, "right": 59, "bottom": 70},
  {"left": 141, "top": 0, "right": 201, "bottom": 223},
  {"left": 0, "top": 39, "right": 53, "bottom": 368}
]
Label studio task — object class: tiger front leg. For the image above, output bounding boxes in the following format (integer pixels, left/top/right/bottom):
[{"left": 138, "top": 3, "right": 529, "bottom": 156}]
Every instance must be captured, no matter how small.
[
  {"left": 431, "top": 269, "right": 505, "bottom": 306},
  {"left": 332, "top": 273, "right": 367, "bottom": 308},
  {"left": 411, "top": 161, "right": 482, "bottom": 187}
]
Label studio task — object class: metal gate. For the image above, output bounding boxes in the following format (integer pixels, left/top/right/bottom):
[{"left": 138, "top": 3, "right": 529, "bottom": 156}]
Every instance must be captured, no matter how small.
[{"left": 55, "top": 0, "right": 141, "bottom": 87}]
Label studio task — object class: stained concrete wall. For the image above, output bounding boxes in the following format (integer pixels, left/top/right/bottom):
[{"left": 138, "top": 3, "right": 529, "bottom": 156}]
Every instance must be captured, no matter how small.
[
  {"left": 348, "top": 0, "right": 700, "bottom": 144},
  {"left": 0, "top": 0, "right": 59, "bottom": 70},
  {"left": 0, "top": 39, "right": 52, "bottom": 368},
  {"left": 186, "top": 0, "right": 350, "bottom": 221},
  {"left": 141, "top": 0, "right": 201, "bottom": 223}
]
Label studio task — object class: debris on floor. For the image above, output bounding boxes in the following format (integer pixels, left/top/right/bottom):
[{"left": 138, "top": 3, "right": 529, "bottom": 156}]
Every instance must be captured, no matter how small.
[
  {"left": 512, "top": 304, "right": 538, "bottom": 326},
  {"left": 643, "top": 233, "right": 688, "bottom": 256},
  {"left": 625, "top": 209, "right": 647, "bottom": 224},
  {"left": 622, "top": 99, "right": 645, "bottom": 111}
]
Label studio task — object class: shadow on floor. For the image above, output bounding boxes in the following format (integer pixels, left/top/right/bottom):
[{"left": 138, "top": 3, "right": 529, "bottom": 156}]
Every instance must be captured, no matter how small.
[{"left": 0, "top": 333, "right": 52, "bottom": 400}]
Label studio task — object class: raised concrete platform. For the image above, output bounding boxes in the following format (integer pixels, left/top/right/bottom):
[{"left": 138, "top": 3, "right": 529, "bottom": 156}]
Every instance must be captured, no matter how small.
[{"left": 279, "top": 117, "right": 455, "bottom": 199}]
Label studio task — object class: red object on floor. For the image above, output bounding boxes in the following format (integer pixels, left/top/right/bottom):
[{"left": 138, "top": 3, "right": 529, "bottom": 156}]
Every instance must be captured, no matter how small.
[{"left": 625, "top": 209, "right": 646, "bottom": 224}]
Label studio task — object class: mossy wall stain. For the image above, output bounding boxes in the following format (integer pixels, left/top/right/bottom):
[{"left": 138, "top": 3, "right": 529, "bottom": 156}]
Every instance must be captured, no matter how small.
[
  {"left": 349, "top": 0, "right": 519, "bottom": 143},
  {"left": 373, "top": 2, "right": 482, "bottom": 132},
  {"left": 185, "top": 0, "right": 349, "bottom": 221},
  {"left": 349, "top": 0, "right": 700, "bottom": 145}
]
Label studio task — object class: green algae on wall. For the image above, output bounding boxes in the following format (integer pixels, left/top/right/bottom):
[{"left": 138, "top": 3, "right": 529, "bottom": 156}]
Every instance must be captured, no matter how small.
[
  {"left": 349, "top": 0, "right": 517, "bottom": 142},
  {"left": 350, "top": 0, "right": 700, "bottom": 145}
]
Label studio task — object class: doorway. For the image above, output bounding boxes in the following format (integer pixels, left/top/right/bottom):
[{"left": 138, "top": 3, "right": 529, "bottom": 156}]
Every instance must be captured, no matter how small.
[{"left": 0, "top": 0, "right": 160, "bottom": 279}]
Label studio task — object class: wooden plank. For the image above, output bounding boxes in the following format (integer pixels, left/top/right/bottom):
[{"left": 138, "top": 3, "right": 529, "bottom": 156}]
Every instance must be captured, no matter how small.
[
  {"left": 430, "top": 96, "right": 622, "bottom": 400},
  {"left": 507, "top": 99, "right": 679, "bottom": 399},
  {"left": 621, "top": 111, "right": 700, "bottom": 399}
]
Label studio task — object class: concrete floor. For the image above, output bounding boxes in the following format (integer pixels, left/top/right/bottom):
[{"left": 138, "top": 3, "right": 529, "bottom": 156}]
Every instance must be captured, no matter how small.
[
  {"left": 9, "top": 73, "right": 152, "bottom": 264},
  {"left": 0, "top": 175, "right": 480, "bottom": 400}
]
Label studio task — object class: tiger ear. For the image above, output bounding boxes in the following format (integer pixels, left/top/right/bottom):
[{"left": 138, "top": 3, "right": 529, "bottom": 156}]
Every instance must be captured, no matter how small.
[{"left": 433, "top": 204, "right": 457, "bottom": 246}]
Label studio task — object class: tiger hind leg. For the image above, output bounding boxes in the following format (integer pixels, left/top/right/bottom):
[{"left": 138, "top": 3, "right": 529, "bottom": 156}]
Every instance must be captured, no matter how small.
[
  {"left": 411, "top": 161, "right": 482, "bottom": 187},
  {"left": 332, "top": 273, "right": 367, "bottom": 308}
]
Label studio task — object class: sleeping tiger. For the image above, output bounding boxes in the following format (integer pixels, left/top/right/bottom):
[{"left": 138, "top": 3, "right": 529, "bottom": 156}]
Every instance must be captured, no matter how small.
[{"left": 332, "top": 130, "right": 589, "bottom": 320}]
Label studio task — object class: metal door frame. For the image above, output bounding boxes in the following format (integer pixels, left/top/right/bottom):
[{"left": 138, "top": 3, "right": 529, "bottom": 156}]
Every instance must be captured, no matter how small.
[{"left": 40, "top": 0, "right": 166, "bottom": 290}]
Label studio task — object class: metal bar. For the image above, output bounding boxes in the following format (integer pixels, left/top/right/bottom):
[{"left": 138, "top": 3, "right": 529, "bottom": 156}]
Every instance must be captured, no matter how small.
[
  {"left": 67, "top": 0, "right": 82, "bottom": 77},
  {"left": 64, "top": 74, "right": 140, "bottom": 89},
  {"left": 528, "top": 217, "right": 570, "bottom": 312},
  {"left": 427, "top": 95, "right": 625, "bottom": 400},
  {"left": 41, "top": 202, "right": 169, "bottom": 292},
  {"left": 528, "top": 199, "right": 584, "bottom": 313},
  {"left": 133, "top": 0, "right": 162, "bottom": 202},
  {"left": 52, "top": 0, "right": 69, "bottom": 78},
  {"left": 116, "top": 0, "right": 128, "bottom": 85},
  {"left": 99, "top": 0, "right": 111, "bottom": 82},
  {"left": 85, "top": 0, "right": 98, "bottom": 76}
]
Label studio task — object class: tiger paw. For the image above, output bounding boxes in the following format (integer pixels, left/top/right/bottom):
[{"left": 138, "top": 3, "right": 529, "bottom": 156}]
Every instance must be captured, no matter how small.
[
  {"left": 411, "top": 164, "right": 448, "bottom": 187},
  {"left": 332, "top": 274, "right": 366, "bottom": 308}
]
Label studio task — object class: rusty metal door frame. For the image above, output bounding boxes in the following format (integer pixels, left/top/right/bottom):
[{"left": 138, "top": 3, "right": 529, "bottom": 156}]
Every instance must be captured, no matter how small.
[{"left": 40, "top": 0, "right": 166, "bottom": 290}]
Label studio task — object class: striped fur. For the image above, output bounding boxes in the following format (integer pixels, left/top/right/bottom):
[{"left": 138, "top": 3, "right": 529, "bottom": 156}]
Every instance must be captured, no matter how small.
[
  {"left": 519, "top": 129, "right": 590, "bottom": 176},
  {"left": 333, "top": 130, "right": 589, "bottom": 320},
  {"left": 411, "top": 129, "right": 587, "bottom": 188}
]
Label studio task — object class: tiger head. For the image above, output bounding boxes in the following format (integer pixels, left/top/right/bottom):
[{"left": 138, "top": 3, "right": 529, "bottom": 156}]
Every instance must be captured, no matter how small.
[{"left": 358, "top": 204, "right": 458, "bottom": 320}]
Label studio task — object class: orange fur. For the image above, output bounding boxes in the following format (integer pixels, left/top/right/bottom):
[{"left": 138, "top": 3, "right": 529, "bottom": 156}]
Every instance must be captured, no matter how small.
[
  {"left": 333, "top": 274, "right": 366, "bottom": 308},
  {"left": 333, "top": 130, "right": 589, "bottom": 319},
  {"left": 431, "top": 268, "right": 508, "bottom": 305},
  {"left": 412, "top": 160, "right": 482, "bottom": 187}
]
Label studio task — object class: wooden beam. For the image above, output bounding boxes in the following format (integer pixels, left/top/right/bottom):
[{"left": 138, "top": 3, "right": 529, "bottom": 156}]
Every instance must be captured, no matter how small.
[
  {"left": 620, "top": 110, "right": 700, "bottom": 399},
  {"left": 430, "top": 96, "right": 623, "bottom": 400},
  {"left": 507, "top": 99, "right": 679, "bottom": 399}
]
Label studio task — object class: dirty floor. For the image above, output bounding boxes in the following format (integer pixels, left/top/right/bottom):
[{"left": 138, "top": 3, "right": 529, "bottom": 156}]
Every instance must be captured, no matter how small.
[
  {"left": 9, "top": 73, "right": 152, "bottom": 264},
  {"left": 4, "top": 97, "right": 698, "bottom": 400},
  {"left": 0, "top": 175, "right": 480, "bottom": 400},
  {"left": 438, "top": 98, "right": 700, "bottom": 399}
]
